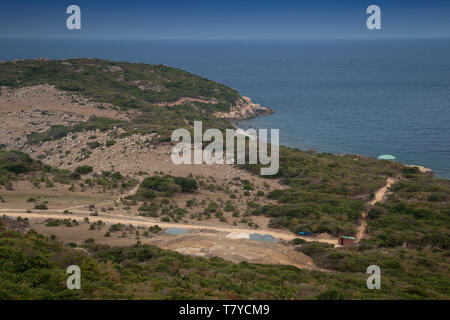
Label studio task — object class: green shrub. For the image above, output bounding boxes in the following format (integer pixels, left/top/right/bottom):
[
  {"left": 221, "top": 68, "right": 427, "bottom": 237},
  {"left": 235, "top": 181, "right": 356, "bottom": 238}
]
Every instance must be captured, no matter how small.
[
  {"left": 138, "top": 202, "right": 158, "bottom": 212},
  {"left": 140, "top": 189, "right": 156, "bottom": 199},
  {"left": 75, "top": 165, "right": 93, "bottom": 175},
  {"left": 109, "top": 224, "right": 124, "bottom": 232},
  {"left": 138, "top": 175, "right": 197, "bottom": 199},
  {"left": 316, "top": 289, "right": 344, "bottom": 300},
  {"left": 106, "top": 140, "right": 116, "bottom": 147},
  {"left": 174, "top": 177, "right": 198, "bottom": 192},
  {"left": 87, "top": 141, "right": 101, "bottom": 149},
  {"left": 428, "top": 193, "right": 446, "bottom": 202},
  {"left": 243, "top": 184, "right": 253, "bottom": 190},
  {"left": 292, "top": 238, "right": 307, "bottom": 245},
  {"left": 148, "top": 225, "right": 162, "bottom": 233}
]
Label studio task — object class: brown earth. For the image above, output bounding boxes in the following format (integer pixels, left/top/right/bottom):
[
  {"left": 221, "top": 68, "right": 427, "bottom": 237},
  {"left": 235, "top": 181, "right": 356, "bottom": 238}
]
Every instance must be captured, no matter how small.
[
  {"left": 0, "top": 84, "right": 132, "bottom": 150},
  {"left": 30, "top": 221, "right": 320, "bottom": 270},
  {"left": 0, "top": 84, "right": 335, "bottom": 269}
]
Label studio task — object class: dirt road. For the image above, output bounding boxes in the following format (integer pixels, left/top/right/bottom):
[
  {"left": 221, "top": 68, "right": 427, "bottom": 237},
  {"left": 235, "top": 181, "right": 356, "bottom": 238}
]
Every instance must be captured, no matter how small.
[
  {"left": 1, "top": 178, "right": 398, "bottom": 245},
  {"left": 356, "top": 177, "right": 398, "bottom": 241},
  {"left": 0, "top": 209, "right": 338, "bottom": 244},
  {"left": 0, "top": 177, "right": 339, "bottom": 244}
]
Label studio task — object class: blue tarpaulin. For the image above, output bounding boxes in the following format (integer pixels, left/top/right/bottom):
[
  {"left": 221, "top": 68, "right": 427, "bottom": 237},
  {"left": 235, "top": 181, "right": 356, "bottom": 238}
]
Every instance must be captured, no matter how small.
[
  {"left": 165, "top": 228, "right": 187, "bottom": 235},
  {"left": 249, "top": 233, "right": 276, "bottom": 243}
]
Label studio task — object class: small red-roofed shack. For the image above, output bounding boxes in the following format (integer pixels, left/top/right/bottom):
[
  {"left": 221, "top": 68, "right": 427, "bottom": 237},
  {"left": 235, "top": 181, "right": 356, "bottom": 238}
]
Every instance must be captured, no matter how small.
[{"left": 338, "top": 233, "right": 356, "bottom": 246}]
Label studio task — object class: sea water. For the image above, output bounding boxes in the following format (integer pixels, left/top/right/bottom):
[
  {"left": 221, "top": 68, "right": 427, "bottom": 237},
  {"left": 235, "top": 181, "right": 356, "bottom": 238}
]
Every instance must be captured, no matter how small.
[{"left": 1, "top": 38, "right": 449, "bottom": 177}]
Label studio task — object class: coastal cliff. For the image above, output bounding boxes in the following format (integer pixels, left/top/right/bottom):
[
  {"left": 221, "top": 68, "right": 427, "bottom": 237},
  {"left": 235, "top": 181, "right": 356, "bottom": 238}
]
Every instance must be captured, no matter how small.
[{"left": 214, "top": 96, "right": 273, "bottom": 120}]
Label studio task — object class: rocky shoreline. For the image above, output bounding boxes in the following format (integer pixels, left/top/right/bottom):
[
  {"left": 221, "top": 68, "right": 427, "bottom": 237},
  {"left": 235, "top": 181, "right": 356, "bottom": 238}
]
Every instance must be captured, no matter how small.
[{"left": 214, "top": 96, "right": 273, "bottom": 120}]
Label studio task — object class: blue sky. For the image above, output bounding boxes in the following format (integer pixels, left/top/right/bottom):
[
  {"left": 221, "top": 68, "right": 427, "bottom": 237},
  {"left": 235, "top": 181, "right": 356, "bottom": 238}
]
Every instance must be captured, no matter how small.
[{"left": 1, "top": 0, "right": 449, "bottom": 39}]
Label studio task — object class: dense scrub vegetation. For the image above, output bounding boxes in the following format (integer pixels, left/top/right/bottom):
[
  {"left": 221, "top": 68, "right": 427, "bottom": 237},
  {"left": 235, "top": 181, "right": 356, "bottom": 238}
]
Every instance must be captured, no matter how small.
[
  {"left": 241, "top": 148, "right": 450, "bottom": 299},
  {"left": 0, "top": 58, "right": 240, "bottom": 106},
  {"left": 296, "top": 241, "right": 449, "bottom": 299},
  {"left": 136, "top": 175, "right": 198, "bottom": 199},
  {"left": 1, "top": 59, "right": 238, "bottom": 141},
  {"left": 245, "top": 147, "right": 404, "bottom": 236},
  {"left": 0, "top": 150, "right": 42, "bottom": 174},
  {"left": 0, "top": 150, "right": 136, "bottom": 192},
  {"left": 0, "top": 150, "right": 44, "bottom": 188},
  {"left": 91, "top": 170, "right": 138, "bottom": 191},
  {"left": 2, "top": 217, "right": 447, "bottom": 300},
  {"left": 367, "top": 173, "right": 450, "bottom": 249},
  {"left": 26, "top": 116, "right": 126, "bottom": 145},
  {"left": 25, "top": 107, "right": 232, "bottom": 145}
]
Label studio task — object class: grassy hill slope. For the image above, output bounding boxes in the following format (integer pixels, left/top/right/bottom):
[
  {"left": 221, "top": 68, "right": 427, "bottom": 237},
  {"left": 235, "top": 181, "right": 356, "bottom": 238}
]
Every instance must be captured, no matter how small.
[
  {"left": 1, "top": 217, "right": 448, "bottom": 300},
  {"left": 0, "top": 58, "right": 239, "bottom": 109}
]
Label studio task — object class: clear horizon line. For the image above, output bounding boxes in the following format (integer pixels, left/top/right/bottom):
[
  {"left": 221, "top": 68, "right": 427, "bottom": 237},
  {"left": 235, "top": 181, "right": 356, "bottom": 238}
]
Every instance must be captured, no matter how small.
[{"left": 1, "top": 35, "right": 450, "bottom": 41}]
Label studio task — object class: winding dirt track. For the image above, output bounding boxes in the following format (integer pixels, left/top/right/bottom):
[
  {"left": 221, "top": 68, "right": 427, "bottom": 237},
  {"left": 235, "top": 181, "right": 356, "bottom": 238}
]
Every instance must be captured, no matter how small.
[
  {"left": 0, "top": 178, "right": 397, "bottom": 246},
  {"left": 153, "top": 97, "right": 218, "bottom": 107},
  {"left": 0, "top": 177, "right": 339, "bottom": 244},
  {"left": 356, "top": 177, "right": 398, "bottom": 241},
  {"left": 0, "top": 209, "right": 338, "bottom": 244}
]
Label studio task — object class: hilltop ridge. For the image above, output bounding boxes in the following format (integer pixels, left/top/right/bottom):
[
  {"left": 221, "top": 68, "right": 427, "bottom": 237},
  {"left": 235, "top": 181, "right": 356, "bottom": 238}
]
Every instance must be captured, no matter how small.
[{"left": 0, "top": 58, "right": 272, "bottom": 119}]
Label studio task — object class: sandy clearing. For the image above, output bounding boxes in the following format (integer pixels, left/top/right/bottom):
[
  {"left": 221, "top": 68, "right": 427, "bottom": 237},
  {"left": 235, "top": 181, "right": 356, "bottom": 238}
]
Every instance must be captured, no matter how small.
[
  {"left": 0, "top": 84, "right": 127, "bottom": 119},
  {"left": 0, "top": 84, "right": 132, "bottom": 150},
  {"left": 0, "top": 210, "right": 337, "bottom": 244},
  {"left": 226, "top": 232, "right": 250, "bottom": 239},
  {"left": 28, "top": 221, "right": 322, "bottom": 270}
]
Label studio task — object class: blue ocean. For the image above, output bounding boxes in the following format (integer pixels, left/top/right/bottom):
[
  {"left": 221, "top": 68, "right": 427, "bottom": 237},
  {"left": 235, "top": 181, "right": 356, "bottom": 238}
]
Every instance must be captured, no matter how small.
[{"left": 1, "top": 39, "right": 449, "bottom": 177}]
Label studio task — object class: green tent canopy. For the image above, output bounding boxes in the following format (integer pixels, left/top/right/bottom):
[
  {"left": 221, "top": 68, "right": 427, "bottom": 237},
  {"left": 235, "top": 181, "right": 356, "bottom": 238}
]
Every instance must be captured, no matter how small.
[{"left": 378, "top": 155, "right": 396, "bottom": 160}]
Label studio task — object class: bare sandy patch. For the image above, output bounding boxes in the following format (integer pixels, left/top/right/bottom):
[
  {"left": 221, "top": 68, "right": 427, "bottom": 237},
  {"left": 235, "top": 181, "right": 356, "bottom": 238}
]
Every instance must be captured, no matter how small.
[
  {"left": 0, "top": 84, "right": 126, "bottom": 118},
  {"left": 28, "top": 219, "right": 321, "bottom": 270},
  {"left": 0, "top": 84, "right": 135, "bottom": 151}
]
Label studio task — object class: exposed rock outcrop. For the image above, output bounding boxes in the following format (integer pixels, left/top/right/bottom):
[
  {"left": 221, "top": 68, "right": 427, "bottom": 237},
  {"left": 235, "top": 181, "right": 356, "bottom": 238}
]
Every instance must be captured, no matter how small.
[
  {"left": 404, "top": 164, "right": 434, "bottom": 175},
  {"left": 214, "top": 96, "right": 273, "bottom": 120}
]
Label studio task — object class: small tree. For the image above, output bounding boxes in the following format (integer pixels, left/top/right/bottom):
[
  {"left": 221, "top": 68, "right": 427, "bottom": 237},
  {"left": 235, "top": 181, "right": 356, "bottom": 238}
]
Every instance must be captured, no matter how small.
[{"left": 75, "top": 165, "right": 93, "bottom": 175}]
